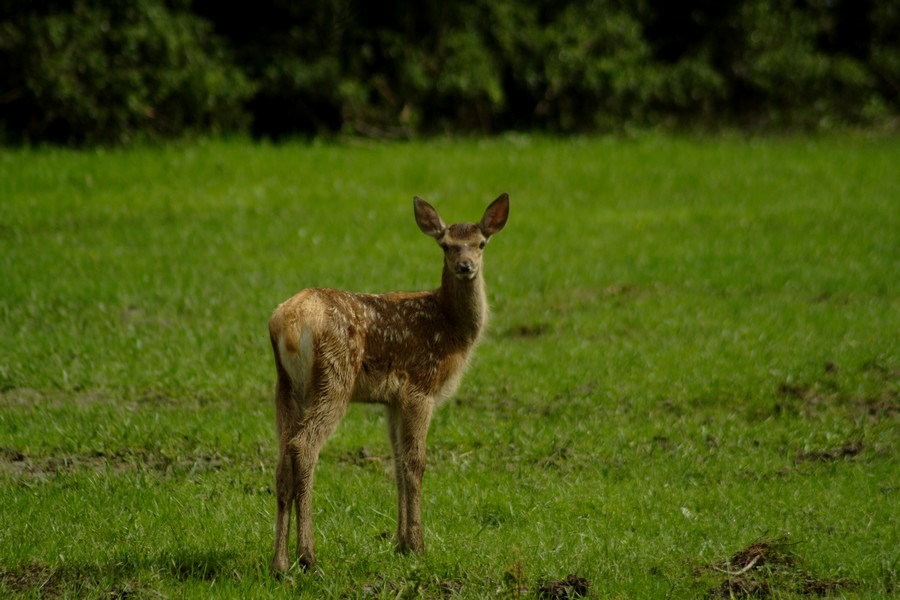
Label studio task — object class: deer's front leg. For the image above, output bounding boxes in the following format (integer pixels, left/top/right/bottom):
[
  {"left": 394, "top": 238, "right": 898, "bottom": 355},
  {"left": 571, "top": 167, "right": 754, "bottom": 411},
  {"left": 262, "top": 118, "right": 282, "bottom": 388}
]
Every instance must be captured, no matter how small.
[
  {"left": 396, "top": 397, "right": 434, "bottom": 554},
  {"left": 387, "top": 405, "right": 408, "bottom": 547}
]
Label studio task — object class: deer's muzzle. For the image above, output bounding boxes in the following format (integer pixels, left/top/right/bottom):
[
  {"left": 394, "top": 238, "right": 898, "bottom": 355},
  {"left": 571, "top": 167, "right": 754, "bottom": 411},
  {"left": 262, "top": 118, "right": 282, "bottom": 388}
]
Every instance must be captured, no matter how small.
[{"left": 454, "top": 261, "right": 476, "bottom": 279}]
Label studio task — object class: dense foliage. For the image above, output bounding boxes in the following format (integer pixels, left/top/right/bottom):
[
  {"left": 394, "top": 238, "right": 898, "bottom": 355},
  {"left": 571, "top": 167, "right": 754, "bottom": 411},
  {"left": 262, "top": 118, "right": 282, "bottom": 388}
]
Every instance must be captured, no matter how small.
[
  {"left": 0, "top": 0, "right": 252, "bottom": 144},
  {"left": 1, "top": 0, "right": 898, "bottom": 143}
]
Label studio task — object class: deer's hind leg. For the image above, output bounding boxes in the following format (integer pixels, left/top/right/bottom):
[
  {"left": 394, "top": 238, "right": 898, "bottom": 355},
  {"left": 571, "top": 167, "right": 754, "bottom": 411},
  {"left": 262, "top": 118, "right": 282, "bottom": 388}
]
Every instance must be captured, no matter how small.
[
  {"left": 271, "top": 369, "right": 299, "bottom": 575},
  {"left": 289, "top": 380, "right": 351, "bottom": 569}
]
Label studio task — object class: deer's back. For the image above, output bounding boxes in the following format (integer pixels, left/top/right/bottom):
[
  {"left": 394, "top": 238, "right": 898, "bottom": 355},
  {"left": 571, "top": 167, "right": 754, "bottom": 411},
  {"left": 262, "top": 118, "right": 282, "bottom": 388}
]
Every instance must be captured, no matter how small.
[{"left": 270, "top": 287, "right": 476, "bottom": 405}]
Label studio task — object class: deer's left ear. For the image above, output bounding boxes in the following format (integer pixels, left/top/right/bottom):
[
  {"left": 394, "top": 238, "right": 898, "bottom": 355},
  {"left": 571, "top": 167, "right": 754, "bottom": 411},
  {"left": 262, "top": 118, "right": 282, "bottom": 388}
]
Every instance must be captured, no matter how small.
[
  {"left": 414, "top": 196, "right": 446, "bottom": 239},
  {"left": 479, "top": 193, "right": 509, "bottom": 238}
]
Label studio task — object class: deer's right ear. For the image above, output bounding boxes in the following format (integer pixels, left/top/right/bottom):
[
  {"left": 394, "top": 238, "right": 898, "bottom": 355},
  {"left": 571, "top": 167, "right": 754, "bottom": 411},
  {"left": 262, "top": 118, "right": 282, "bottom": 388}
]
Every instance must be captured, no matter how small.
[{"left": 414, "top": 196, "right": 446, "bottom": 239}]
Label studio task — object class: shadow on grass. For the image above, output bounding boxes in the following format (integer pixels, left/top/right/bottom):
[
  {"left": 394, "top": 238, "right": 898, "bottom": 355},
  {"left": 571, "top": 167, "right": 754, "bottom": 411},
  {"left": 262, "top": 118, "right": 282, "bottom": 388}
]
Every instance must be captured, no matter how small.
[{"left": 158, "top": 548, "right": 241, "bottom": 582}]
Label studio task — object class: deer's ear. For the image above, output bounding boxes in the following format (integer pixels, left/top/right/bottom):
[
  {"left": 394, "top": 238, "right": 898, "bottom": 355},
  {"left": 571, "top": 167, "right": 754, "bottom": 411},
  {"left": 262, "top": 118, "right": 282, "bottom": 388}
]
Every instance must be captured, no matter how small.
[
  {"left": 479, "top": 193, "right": 509, "bottom": 237},
  {"left": 414, "top": 197, "right": 446, "bottom": 239}
]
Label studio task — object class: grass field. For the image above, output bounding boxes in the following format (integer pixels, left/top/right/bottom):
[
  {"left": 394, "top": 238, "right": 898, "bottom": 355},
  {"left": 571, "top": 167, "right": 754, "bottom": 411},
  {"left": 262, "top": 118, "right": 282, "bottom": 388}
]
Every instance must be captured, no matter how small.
[{"left": 0, "top": 135, "right": 897, "bottom": 598}]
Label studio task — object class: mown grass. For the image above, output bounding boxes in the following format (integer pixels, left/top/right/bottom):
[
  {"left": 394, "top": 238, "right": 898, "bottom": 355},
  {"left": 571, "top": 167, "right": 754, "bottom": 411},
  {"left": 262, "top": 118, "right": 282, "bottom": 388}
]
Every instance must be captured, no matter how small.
[{"left": 0, "top": 135, "right": 897, "bottom": 598}]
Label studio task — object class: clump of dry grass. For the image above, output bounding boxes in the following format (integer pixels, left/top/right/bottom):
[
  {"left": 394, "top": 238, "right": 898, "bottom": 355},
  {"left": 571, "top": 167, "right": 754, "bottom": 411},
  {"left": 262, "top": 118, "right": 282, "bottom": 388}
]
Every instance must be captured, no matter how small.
[{"left": 703, "top": 536, "right": 854, "bottom": 598}]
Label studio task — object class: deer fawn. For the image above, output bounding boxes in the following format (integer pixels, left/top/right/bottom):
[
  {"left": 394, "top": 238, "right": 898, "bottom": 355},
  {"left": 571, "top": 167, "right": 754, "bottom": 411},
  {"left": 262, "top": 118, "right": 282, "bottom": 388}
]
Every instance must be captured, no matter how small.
[{"left": 268, "top": 194, "right": 510, "bottom": 574}]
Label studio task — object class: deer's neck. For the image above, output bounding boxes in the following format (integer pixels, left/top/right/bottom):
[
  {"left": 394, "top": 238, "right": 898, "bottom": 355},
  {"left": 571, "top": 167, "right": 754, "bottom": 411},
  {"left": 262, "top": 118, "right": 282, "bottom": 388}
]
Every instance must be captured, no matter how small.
[{"left": 437, "top": 266, "right": 488, "bottom": 344}]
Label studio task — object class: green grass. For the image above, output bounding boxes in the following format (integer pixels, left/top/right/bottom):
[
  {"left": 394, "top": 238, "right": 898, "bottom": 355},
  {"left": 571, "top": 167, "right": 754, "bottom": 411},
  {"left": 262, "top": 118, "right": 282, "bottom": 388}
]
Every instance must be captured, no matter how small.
[{"left": 0, "top": 135, "right": 897, "bottom": 598}]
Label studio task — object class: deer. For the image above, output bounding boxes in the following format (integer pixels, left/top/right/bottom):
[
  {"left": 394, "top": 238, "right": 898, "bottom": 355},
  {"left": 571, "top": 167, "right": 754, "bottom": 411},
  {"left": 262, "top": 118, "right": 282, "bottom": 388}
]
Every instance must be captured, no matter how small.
[{"left": 268, "top": 194, "right": 510, "bottom": 574}]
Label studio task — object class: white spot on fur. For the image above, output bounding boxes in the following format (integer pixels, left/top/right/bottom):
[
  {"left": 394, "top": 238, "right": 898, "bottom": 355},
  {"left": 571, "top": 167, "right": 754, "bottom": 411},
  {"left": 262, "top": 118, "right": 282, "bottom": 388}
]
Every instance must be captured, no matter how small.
[{"left": 281, "top": 325, "right": 314, "bottom": 392}]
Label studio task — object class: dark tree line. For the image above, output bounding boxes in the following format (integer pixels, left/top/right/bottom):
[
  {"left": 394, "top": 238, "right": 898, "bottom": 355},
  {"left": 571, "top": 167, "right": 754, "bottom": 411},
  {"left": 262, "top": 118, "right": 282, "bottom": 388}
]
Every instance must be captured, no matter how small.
[{"left": 1, "top": 0, "right": 897, "bottom": 144}]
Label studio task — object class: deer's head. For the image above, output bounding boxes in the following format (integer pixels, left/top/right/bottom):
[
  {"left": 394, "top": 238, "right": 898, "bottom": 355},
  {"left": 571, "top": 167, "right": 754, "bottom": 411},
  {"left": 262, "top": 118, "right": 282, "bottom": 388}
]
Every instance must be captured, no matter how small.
[{"left": 414, "top": 194, "right": 509, "bottom": 281}]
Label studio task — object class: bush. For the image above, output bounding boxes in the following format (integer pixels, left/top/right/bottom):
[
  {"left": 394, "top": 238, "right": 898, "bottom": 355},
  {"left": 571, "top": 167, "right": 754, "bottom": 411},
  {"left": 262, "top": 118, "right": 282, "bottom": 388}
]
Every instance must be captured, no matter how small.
[
  {"left": 867, "top": 1, "right": 900, "bottom": 120},
  {"left": 0, "top": 0, "right": 252, "bottom": 144},
  {"left": 727, "top": 0, "right": 882, "bottom": 127},
  {"left": 1, "top": 0, "right": 898, "bottom": 144}
]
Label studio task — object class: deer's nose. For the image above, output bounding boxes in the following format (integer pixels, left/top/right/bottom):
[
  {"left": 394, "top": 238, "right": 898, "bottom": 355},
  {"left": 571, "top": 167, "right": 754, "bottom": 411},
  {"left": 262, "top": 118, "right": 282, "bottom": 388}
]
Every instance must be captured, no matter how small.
[{"left": 456, "top": 261, "right": 473, "bottom": 275}]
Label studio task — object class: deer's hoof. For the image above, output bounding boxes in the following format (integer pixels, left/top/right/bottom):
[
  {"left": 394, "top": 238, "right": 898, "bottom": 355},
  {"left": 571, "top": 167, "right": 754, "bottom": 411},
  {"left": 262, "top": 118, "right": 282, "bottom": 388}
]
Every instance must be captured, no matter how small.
[
  {"left": 395, "top": 540, "right": 425, "bottom": 555},
  {"left": 297, "top": 550, "right": 316, "bottom": 571},
  {"left": 270, "top": 557, "right": 289, "bottom": 578}
]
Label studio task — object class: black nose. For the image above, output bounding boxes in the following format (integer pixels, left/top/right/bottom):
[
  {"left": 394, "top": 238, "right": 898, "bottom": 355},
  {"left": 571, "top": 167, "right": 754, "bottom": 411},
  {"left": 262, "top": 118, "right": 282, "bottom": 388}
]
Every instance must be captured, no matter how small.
[{"left": 457, "top": 262, "right": 473, "bottom": 274}]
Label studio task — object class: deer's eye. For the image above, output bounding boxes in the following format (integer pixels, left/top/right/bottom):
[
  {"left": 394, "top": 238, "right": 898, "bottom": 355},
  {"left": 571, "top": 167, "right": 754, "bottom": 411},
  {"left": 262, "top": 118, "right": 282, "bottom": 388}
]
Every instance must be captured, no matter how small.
[
  {"left": 479, "top": 241, "right": 486, "bottom": 249},
  {"left": 440, "top": 243, "right": 450, "bottom": 251}
]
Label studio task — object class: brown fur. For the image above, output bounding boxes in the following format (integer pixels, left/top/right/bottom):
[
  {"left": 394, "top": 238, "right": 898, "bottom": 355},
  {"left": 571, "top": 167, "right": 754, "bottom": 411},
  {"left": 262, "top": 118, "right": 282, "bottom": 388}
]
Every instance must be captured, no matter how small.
[{"left": 269, "top": 194, "right": 509, "bottom": 574}]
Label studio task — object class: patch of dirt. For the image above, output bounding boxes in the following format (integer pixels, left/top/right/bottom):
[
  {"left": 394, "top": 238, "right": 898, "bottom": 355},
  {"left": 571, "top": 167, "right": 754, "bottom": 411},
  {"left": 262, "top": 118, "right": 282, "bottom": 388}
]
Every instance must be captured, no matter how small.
[
  {"left": 0, "top": 447, "right": 231, "bottom": 480},
  {"left": 0, "top": 563, "right": 66, "bottom": 596},
  {"left": 709, "top": 576, "right": 770, "bottom": 598},
  {"left": 774, "top": 377, "right": 899, "bottom": 425},
  {"left": 701, "top": 537, "right": 854, "bottom": 598},
  {"left": 0, "top": 447, "right": 113, "bottom": 480},
  {"left": 0, "top": 562, "right": 133, "bottom": 598},
  {"left": 796, "top": 440, "right": 864, "bottom": 463},
  {"left": 714, "top": 538, "right": 797, "bottom": 573},
  {"left": 797, "top": 577, "right": 856, "bottom": 595},
  {"left": 335, "top": 446, "right": 388, "bottom": 470},
  {"left": 4, "top": 552, "right": 243, "bottom": 594},
  {"left": 774, "top": 382, "right": 841, "bottom": 417},
  {"left": 0, "top": 387, "right": 221, "bottom": 411},
  {"left": 777, "top": 382, "right": 818, "bottom": 400},
  {"left": 536, "top": 574, "right": 591, "bottom": 599},
  {"left": 0, "top": 387, "right": 130, "bottom": 409},
  {"left": 0, "top": 387, "right": 44, "bottom": 408},
  {"left": 858, "top": 394, "right": 899, "bottom": 422}
]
